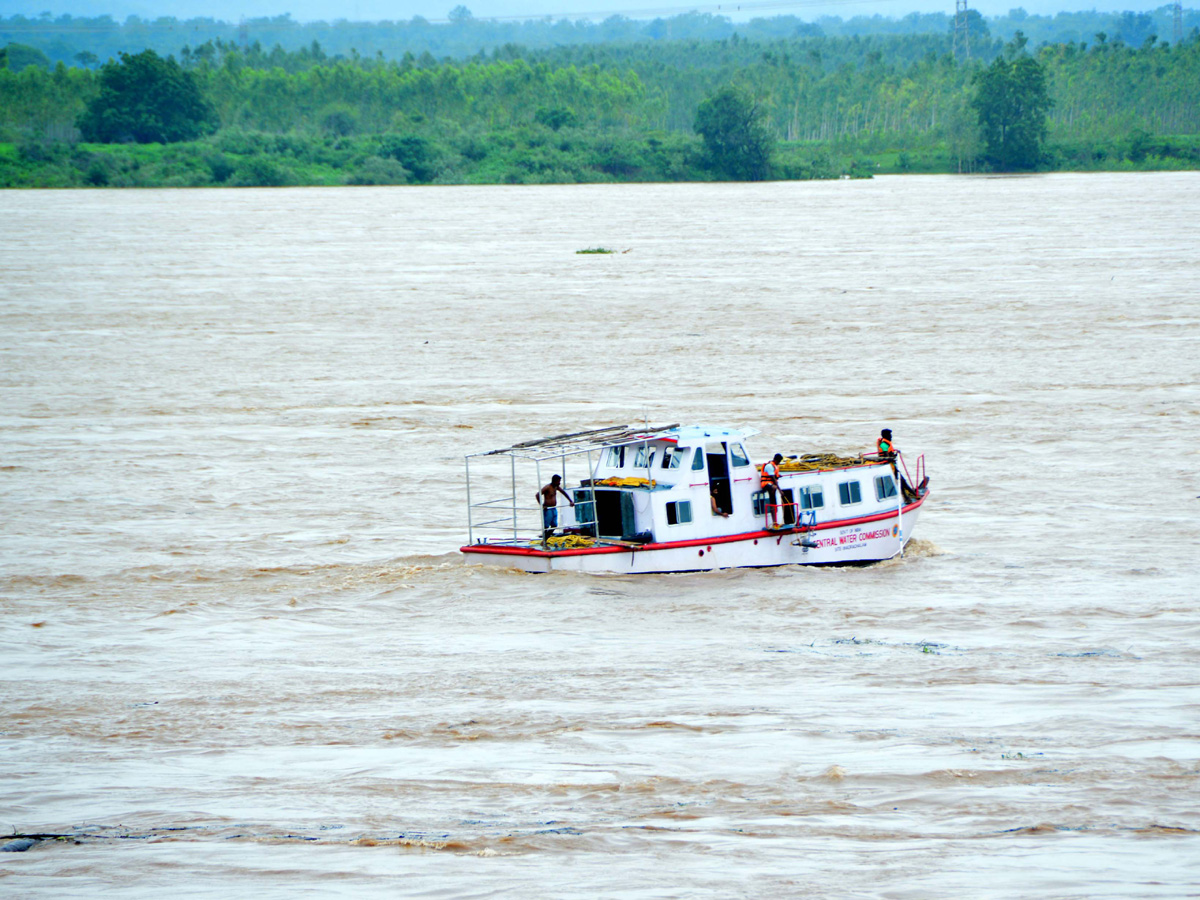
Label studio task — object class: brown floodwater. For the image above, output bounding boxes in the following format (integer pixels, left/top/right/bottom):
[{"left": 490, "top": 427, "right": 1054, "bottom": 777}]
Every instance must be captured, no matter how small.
[{"left": 1, "top": 173, "right": 1198, "bottom": 896}]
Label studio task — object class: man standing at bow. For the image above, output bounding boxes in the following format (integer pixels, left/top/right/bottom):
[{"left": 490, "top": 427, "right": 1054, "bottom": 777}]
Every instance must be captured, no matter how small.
[{"left": 760, "top": 453, "right": 783, "bottom": 528}]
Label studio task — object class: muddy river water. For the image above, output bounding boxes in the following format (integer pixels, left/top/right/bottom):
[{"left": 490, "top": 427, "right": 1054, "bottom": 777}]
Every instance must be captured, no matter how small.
[{"left": 1, "top": 173, "right": 1198, "bottom": 896}]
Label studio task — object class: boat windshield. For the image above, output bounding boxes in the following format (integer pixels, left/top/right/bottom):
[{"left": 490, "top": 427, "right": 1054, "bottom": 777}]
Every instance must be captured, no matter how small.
[
  {"left": 633, "top": 445, "right": 655, "bottom": 468},
  {"left": 661, "top": 446, "right": 685, "bottom": 469}
]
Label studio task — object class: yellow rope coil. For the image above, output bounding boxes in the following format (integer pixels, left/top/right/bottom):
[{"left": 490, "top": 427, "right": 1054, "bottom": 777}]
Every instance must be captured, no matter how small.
[
  {"left": 544, "top": 535, "right": 596, "bottom": 549},
  {"left": 760, "top": 453, "right": 874, "bottom": 473}
]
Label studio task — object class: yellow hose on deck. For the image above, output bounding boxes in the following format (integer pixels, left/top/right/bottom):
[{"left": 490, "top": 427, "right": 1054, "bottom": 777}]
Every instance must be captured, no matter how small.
[
  {"left": 543, "top": 535, "right": 596, "bottom": 549},
  {"left": 759, "top": 453, "right": 877, "bottom": 473}
]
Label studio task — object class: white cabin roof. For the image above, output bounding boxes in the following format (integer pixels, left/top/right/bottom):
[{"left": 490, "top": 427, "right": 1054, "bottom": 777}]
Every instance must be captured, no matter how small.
[
  {"left": 665, "top": 425, "right": 760, "bottom": 444},
  {"left": 468, "top": 423, "right": 760, "bottom": 462}
]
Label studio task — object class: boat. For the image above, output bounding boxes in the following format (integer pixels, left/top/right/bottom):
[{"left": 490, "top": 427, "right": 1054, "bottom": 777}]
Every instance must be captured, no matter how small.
[{"left": 460, "top": 423, "right": 929, "bottom": 574}]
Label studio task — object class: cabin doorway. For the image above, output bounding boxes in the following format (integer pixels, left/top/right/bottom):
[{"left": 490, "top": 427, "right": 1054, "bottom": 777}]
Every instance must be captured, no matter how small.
[
  {"left": 594, "top": 489, "right": 636, "bottom": 539},
  {"left": 706, "top": 443, "right": 732, "bottom": 515}
]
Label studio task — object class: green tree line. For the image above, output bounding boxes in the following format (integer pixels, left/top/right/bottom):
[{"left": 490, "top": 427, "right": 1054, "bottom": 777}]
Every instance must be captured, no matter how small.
[{"left": 2, "top": 27, "right": 1198, "bottom": 187}]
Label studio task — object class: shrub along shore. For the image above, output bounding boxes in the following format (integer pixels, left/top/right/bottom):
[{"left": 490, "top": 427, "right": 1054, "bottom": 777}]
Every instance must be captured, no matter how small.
[
  {"left": 2, "top": 15, "right": 1198, "bottom": 187},
  {"left": 5, "top": 125, "right": 1194, "bottom": 189}
]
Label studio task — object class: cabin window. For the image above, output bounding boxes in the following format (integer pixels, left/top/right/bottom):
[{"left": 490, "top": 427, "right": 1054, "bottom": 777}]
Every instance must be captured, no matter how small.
[
  {"left": 691, "top": 448, "right": 705, "bottom": 471},
  {"left": 606, "top": 446, "right": 626, "bottom": 468},
  {"left": 661, "top": 446, "right": 684, "bottom": 469},
  {"left": 875, "top": 474, "right": 898, "bottom": 501},
  {"left": 730, "top": 443, "right": 751, "bottom": 468},
  {"left": 838, "top": 481, "right": 862, "bottom": 505},
  {"left": 752, "top": 490, "right": 768, "bottom": 516},
  {"left": 666, "top": 500, "right": 692, "bottom": 525},
  {"left": 799, "top": 485, "right": 824, "bottom": 510},
  {"left": 634, "top": 445, "right": 655, "bottom": 469}
]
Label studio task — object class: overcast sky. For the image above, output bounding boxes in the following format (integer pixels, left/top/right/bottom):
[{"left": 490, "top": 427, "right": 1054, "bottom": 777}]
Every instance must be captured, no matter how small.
[{"left": 6, "top": 0, "right": 1173, "bottom": 24}]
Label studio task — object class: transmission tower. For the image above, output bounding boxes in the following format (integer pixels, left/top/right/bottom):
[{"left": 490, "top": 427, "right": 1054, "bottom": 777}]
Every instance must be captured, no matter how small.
[
  {"left": 1174, "top": 0, "right": 1184, "bottom": 45},
  {"left": 954, "top": 0, "right": 971, "bottom": 63}
]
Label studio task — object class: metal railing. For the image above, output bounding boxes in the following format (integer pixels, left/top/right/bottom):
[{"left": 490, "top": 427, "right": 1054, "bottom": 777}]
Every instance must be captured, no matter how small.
[
  {"left": 765, "top": 500, "right": 798, "bottom": 529},
  {"left": 465, "top": 448, "right": 601, "bottom": 545}
]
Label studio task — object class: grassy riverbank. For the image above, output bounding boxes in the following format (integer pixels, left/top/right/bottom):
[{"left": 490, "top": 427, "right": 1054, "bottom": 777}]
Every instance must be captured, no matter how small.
[{"left": 3, "top": 131, "right": 1197, "bottom": 188}]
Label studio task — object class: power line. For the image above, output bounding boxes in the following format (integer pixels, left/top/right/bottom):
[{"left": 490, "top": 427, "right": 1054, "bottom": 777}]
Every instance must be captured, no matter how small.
[
  {"left": 1, "top": 0, "right": 914, "bottom": 33},
  {"left": 439, "top": 0, "right": 909, "bottom": 24}
]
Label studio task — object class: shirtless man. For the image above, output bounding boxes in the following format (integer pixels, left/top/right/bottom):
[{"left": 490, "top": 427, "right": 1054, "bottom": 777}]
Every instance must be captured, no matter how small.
[{"left": 537, "top": 475, "right": 574, "bottom": 539}]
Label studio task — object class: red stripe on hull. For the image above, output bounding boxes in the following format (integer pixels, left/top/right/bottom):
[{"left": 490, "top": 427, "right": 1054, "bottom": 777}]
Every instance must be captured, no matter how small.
[{"left": 461, "top": 493, "right": 928, "bottom": 559}]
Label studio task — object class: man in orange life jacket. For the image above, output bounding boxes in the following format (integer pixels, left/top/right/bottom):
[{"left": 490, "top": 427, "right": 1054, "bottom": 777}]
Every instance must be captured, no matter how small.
[
  {"left": 760, "top": 453, "right": 783, "bottom": 527},
  {"left": 878, "top": 428, "right": 916, "bottom": 500},
  {"left": 877, "top": 428, "right": 897, "bottom": 461}
]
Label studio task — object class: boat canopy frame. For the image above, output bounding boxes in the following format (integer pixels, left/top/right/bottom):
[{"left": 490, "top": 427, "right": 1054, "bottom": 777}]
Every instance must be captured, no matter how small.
[{"left": 463, "top": 423, "right": 681, "bottom": 545}]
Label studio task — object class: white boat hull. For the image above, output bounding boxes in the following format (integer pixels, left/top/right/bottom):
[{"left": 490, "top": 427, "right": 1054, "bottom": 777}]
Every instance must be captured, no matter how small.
[{"left": 462, "top": 495, "right": 927, "bottom": 575}]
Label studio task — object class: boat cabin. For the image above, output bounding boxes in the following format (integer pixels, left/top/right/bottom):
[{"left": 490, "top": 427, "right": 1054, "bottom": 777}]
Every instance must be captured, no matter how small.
[{"left": 463, "top": 423, "right": 918, "bottom": 549}]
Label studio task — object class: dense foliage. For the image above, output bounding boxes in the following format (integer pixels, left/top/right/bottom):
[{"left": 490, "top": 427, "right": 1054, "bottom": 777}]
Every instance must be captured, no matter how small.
[
  {"left": 694, "top": 85, "right": 774, "bottom": 180},
  {"left": 1, "top": 9, "right": 1198, "bottom": 187},
  {"left": 2, "top": 8, "right": 1197, "bottom": 65},
  {"left": 972, "top": 35, "right": 1053, "bottom": 170},
  {"left": 78, "top": 49, "right": 215, "bottom": 143},
  {"left": 0, "top": 41, "right": 51, "bottom": 71}
]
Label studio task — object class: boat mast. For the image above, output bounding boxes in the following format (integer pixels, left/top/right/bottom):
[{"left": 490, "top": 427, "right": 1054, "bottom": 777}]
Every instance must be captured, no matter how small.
[
  {"left": 643, "top": 409, "right": 652, "bottom": 484},
  {"left": 465, "top": 456, "right": 474, "bottom": 544}
]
